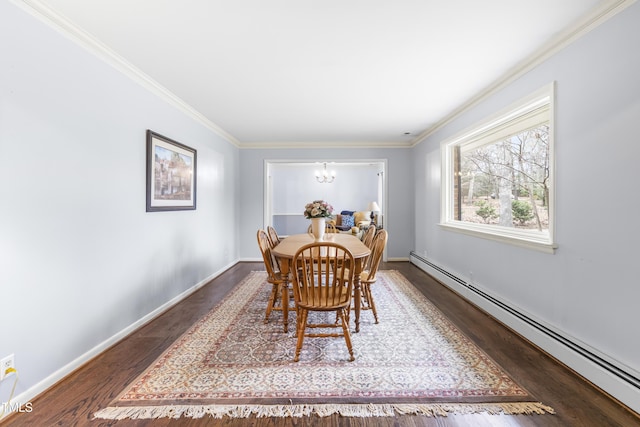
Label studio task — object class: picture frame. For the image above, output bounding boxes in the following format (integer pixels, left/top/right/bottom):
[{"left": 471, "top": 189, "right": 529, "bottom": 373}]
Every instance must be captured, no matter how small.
[{"left": 146, "top": 130, "right": 197, "bottom": 212}]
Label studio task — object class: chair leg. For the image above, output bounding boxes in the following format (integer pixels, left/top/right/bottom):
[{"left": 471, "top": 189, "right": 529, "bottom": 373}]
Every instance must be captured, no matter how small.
[
  {"left": 281, "top": 283, "right": 289, "bottom": 333},
  {"left": 294, "top": 309, "right": 308, "bottom": 362},
  {"left": 339, "top": 308, "right": 355, "bottom": 361},
  {"left": 264, "top": 283, "right": 280, "bottom": 324},
  {"left": 364, "top": 284, "right": 378, "bottom": 324}
]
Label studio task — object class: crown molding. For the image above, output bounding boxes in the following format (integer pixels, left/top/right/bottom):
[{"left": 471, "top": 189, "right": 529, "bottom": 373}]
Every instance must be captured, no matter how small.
[
  {"left": 238, "top": 140, "right": 413, "bottom": 149},
  {"left": 11, "top": 0, "right": 241, "bottom": 147},
  {"left": 412, "top": 0, "right": 637, "bottom": 147},
  {"left": 12, "top": 0, "right": 634, "bottom": 151}
]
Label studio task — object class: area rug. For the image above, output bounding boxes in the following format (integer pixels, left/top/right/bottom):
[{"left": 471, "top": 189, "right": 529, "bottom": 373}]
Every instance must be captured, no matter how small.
[{"left": 94, "top": 270, "right": 554, "bottom": 420}]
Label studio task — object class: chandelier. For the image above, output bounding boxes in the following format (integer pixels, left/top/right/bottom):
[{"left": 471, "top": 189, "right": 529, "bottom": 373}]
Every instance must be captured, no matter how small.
[{"left": 315, "top": 162, "right": 336, "bottom": 183}]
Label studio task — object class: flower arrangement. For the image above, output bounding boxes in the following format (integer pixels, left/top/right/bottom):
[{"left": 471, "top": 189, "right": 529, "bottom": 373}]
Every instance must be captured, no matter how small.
[{"left": 303, "top": 200, "right": 334, "bottom": 219}]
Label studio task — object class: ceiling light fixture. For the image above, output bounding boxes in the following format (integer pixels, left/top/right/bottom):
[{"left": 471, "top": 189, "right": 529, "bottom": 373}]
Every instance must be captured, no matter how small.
[{"left": 315, "top": 162, "right": 336, "bottom": 183}]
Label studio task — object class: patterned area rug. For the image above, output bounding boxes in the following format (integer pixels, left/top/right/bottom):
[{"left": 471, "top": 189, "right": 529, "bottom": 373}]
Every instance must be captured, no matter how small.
[{"left": 94, "top": 270, "right": 554, "bottom": 420}]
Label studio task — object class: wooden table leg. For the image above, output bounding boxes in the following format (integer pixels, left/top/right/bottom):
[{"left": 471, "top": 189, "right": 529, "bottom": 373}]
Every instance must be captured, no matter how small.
[
  {"left": 353, "top": 258, "right": 362, "bottom": 333},
  {"left": 280, "top": 258, "right": 290, "bottom": 333}
]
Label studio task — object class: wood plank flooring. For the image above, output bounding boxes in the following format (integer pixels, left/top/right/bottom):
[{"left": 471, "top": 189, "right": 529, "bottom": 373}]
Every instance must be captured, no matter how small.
[{"left": 2, "top": 262, "right": 639, "bottom": 426}]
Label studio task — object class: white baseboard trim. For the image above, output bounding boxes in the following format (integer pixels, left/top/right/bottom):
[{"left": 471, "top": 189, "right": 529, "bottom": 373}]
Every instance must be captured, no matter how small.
[
  {"left": 409, "top": 251, "right": 640, "bottom": 415},
  {"left": 3, "top": 260, "right": 238, "bottom": 417}
]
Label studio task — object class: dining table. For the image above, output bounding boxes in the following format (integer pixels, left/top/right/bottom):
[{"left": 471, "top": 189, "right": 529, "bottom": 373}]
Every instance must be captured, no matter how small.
[{"left": 271, "top": 232, "right": 371, "bottom": 333}]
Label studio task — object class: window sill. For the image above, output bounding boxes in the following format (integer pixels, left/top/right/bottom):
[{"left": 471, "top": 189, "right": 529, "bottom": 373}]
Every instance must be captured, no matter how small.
[{"left": 439, "top": 221, "right": 557, "bottom": 254}]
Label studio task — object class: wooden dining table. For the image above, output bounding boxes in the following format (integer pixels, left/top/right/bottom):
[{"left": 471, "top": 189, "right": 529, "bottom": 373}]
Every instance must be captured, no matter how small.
[{"left": 271, "top": 233, "right": 371, "bottom": 333}]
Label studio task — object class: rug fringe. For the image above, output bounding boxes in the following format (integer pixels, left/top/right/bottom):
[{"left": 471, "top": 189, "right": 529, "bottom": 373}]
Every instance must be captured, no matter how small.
[{"left": 93, "top": 402, "right": 555, "bottom": 420}]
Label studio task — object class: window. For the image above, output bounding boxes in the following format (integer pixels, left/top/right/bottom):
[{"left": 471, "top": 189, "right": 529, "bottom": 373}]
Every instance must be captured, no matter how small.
[{"left": 441, "top": 83, "right": 556, "bottom": 253}]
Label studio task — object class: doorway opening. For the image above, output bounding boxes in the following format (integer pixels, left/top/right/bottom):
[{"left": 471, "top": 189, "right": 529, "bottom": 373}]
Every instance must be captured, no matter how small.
[{"left": 264, "top": 160, "right": 387, "bottom": 237}]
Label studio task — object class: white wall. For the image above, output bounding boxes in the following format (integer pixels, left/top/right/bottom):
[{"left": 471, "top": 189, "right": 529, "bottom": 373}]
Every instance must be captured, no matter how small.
[
  {"left": 0, "top": 2, "right": 239, "bottom": 405},
  {"left": 270, "top": 163, "right": 380, "bottom": 215},
  {"left": 239, "top": 148, "right": 414, "bottom": 260},
  {"left": 413, "top": 1, "right": 640, "bottom": 411}
]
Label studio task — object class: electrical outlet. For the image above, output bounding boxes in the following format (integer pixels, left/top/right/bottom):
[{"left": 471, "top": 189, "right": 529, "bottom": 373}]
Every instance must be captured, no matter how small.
[{"left": 0, "top": 354, "right": 15, "bottom": 381}]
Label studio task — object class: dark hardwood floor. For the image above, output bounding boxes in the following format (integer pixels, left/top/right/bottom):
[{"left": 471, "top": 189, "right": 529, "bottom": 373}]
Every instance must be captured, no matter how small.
[{"left": 2, "top": 262, "right": 639, "bottom": 426}]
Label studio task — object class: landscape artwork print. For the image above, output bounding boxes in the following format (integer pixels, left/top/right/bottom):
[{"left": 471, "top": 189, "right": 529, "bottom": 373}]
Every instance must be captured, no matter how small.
[{"left": 146, "top": 130, "right": 197, "bottom": 212}]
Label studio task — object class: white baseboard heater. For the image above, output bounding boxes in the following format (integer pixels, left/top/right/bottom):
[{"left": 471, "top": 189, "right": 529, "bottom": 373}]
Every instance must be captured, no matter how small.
[{"left": 409, "top": 251, "right": 640, "bottom": 414}]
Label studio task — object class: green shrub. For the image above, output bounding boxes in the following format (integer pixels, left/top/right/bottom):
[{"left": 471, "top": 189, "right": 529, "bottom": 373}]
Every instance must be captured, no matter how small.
[
  {"left": 512, "top": 200, "right": 534, "bottom": 224},
  {"left": 475, "top": 200, "right": 497, "bottom": 223}
]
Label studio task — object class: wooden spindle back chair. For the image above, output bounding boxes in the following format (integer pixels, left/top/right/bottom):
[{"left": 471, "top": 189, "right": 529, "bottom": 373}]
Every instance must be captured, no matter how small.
[
  {"left": 291, "top": 242, "right": 356, "bottom": 362},
  {"left": 358, "top": 229, "right": 387, "bottom": 324},
  {"left": 257, "top": 229, "right": 291, "bottom": 331},
  {"left": 306, "top": 222, "right": 338, "bottom": 234},
  {"left": 361, "top": 226, "right": 376, "bottom": 248},
  {"left": 266, "top": 225, "right": 281, "bottom": 246}
]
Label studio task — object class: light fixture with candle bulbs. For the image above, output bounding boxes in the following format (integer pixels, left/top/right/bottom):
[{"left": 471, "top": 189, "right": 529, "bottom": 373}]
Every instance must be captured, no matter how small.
[{"left": 315, "top": 162, "right": 336, "bottom": 183}]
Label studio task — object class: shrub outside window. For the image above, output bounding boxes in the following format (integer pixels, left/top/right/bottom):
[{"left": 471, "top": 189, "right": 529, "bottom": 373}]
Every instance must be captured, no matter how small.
[{"left": 441, "top": 83, "right": 556, "bottom": 253}]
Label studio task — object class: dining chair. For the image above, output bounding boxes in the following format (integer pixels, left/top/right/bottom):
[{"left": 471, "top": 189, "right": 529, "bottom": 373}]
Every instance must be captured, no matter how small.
[
  {"left": 257, "top": 229, "right": 291, "bottom": 330},
  {"left": 361, "top": 226, "right": 376, "bottom": 248},
  {"left": 291, "top": 242, "right": 356, "bottom": 362},
  {"left": 325, "top": 221, "right": 337, "bottom": 233},
  {"left": 265, "top": 225, "right": 282, "bottom": 270},
  {"left": 355, "top": 229, "right": 387, "bottom": 324},
  {"left": 266, "top": 225, "right": 281, "bottom": 246},
  {"left": 306, "top": 222, "right": 338, "bottom": 234},
  {"left": 357, "top": 225, "right": 377, "bottom": 267}
]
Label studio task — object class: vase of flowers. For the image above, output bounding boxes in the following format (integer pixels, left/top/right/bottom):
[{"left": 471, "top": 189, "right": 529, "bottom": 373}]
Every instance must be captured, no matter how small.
[{"left": 304, "top": 200, "right": 333, "bottom": 241}]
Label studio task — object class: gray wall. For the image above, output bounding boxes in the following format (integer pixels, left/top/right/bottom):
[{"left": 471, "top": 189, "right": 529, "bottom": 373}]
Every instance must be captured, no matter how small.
[
  {"left": 239, "top": 148, "right": 414, "bottom": 260},
  {"left": 413, "top": 0, "right": 640, "bottom": 409},
  {"left": 1, "top": 2, "right": 239, "bottom": 404}
]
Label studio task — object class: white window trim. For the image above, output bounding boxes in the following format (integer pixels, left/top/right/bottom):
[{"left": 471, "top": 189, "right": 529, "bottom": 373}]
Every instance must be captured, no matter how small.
[{"left": 440, "top": 83, "right": 557, "bottom": 254}]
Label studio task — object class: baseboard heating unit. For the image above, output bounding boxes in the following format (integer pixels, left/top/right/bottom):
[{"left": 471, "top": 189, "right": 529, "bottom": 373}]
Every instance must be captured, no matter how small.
[{"left": 409, "top": 251, "right": 640, "bottom": 415}]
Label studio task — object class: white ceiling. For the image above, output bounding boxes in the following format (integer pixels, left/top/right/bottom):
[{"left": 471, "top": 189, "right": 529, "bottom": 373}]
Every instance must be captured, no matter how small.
[{"left": 23, "top": 0, "right": 619, "bottom": 147}]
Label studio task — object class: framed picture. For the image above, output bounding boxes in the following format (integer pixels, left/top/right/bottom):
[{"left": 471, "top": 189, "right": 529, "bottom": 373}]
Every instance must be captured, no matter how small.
[{"left": 146, "top": 130, "right": 197, "bottom": 212}]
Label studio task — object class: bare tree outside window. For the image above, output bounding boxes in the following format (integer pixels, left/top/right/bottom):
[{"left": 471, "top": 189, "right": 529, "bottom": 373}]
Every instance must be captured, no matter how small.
[
  {"left": 457, "top": 125, "right": 549, "bottom": 231},
  {"left": 441, "top": 83, "right": 556, "bottom": 253}
]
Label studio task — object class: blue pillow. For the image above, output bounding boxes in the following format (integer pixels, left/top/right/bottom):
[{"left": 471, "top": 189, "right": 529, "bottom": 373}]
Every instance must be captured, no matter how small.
[
  {"left": 341, "top": 210, "right": 355, "bottom": 216},
  {"left": 342, "top": 214, "right": 355, "bottom": 228}
]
